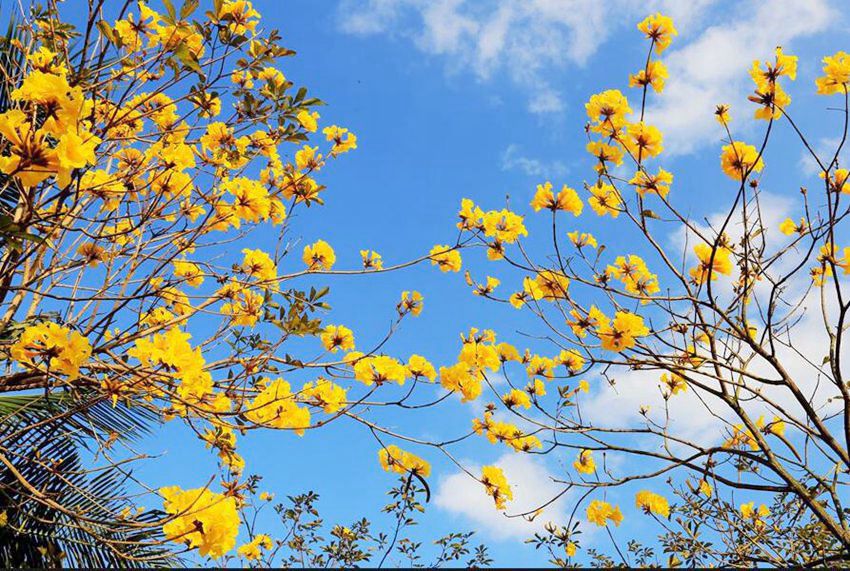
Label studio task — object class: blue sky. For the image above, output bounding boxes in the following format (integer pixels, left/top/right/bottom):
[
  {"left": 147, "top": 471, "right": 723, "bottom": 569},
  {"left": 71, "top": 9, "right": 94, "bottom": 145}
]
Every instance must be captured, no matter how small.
[{"left": 128, "top": 0, "right": 850, "bottom": 566}]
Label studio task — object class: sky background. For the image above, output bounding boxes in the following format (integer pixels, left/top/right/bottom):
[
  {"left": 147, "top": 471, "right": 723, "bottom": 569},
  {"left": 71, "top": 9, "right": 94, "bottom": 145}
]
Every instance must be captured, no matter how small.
[{"left": 125, "top": 0, "right": 850, "bottom": 566}]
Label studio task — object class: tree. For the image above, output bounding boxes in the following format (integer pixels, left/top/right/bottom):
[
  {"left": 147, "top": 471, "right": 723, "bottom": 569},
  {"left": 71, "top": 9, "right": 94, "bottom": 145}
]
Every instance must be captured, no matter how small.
[
  {"left": 2, "top": 1, "right": 849, "bottom": 568},
  {"left": 0, "top": 0, "right": 449, "bottom": 565},
  {"left": 421, "top": 13, "right": 850, "bottom": 568}
]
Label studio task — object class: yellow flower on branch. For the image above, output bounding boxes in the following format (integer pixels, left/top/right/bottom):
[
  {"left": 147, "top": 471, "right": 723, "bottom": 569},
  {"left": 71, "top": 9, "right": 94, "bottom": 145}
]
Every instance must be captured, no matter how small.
[
  {"left": 160, "top": 486, "right": 239, "bottom": 558},
  {"left": 378, "top": 444, "right": 431, "bottom": 477},
  {"left": 481, "top": 466, "right": 513, "bottom": 509}
]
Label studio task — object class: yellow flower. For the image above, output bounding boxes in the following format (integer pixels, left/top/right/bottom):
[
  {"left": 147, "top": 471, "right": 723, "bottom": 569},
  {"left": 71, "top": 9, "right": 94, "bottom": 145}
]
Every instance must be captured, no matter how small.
[
  {"left": 720, "top": 141, "right": 764, "bottom": 180},
  {"left": 11, "top": 322, "right": 92, "bottom": 380},
  {"left": 749, "top": 56, "right": 793, "bottom": 120},
  {"left": 322, "top": 125, "right": 357, "bottom": 155},
  {"left": 557, "top": 349, "right": 585, "bottom": 373},
  {"left": 598, "top": 311, "right": 649, "bottom": 352},
  {"left": 586, "top": 89, "right": 632, "bottom": 137},
  {"left": 352, "top": 355, "right": 408, "bottom": 386},
  {"left": 820, "top": 168, "right": 850, "bottom": 194},
  {"left": 586, "top": 500, "right": 623, "bottom": 527},
  {"left": 439, "top": 362, "right": 482, "bottom": 402},
  {"left": 129, "top": 327, "right": 213, "bottom": 401},
  {"left": 297, "top": 110, "right": 319, "bottom": 132},
  {"left": 815, "top": 51, "right": 850, "bottom": 95},
  {"left": 173, "top": 259, "right": 204, "bottom": 288},
  {"left": 0, "top": 109, "right": 60, "bottom": 188},
  {"left": 765, "top": 415, "right": 786, "bottom": 437},
  {"left": 457, "top": 198, "right": 484, "bottom": 230},
  {"left": 525, "top": 271, "right": 570, "bottom": 301},
  {"left": 661, "top": 372, "right": 687, "bottom": 395},
  {"left": 527, "top": 378, "right": 547, "bottom": 396},
  {"left": 573, "top": 450, "right": 595, "bottom": 474},
  {"left": 568, "top": 306, "right": 609, "bottom": 338},
  {"left": 378, "top": 444, "right": 431, "bottom": 477},
  {"left": 698, "top": 479, "right": 713, "bottom": 498},
  {"left": 77, "top": 242, "right": 109, "bottom": 267},
  {"left": 430, "top": 244, "right": 462, "bottom": 272},
  {"left": 635, "top": 490, "right": 670, "bottom": 518},
  {"left": 567, "top": 231, "right": 598, "bottom": 249},
  {"left": 740, "top": 501, "right": 770, "bottom": 529},
  {"left": 399, "top": 290, "right": 424, "bottom": 316},
  {"left": 481, "top": 466, "right": 513, "bottom": 509},
  {"left": 244, "top": 378, "right": 311, "bottom": 434},
  {"left": 502, "top": 388, "right": 532, "bottom": 409},
  {"left": 303, "top": 240, "right": 336, "bottom": 270},
  {"left": 407, "top": 354, "right": 437, "bottom": 381},
  {"left": 637, "top": 13, "right": 677, "bottom": 53},
  {"left": 320, "top": 325, "right": 355, "bottom": 353},
  {"left": 530, "top": 182, "right": 583, "bottom": 215},
  {"left": 224, "top": 177, "right": 271, "bottom": 223},
  {"left": 586, "top": 141, "right": 624, "bottom": 171},
  {"left": 360, "top": 249, "right": 383, "bottom": 270},
  {"left": 779, "top": 217, "right": 807, "bottom": 236},
  {"left": 220, "top": 286, "right": 264, "bottom": 327},
  {"left": 257, "top": 66, "right": 286, "bottom": 89},
  {"left": 715, "top": 104, "right": 731, "bottom": 125},
  {"left": 295, "top": 145, "right": 323, "bottom": 171},
  {"left": 629, "top": 60, "right": 668, "bottom": 93},
  {"left": 160, "top": 486, "right": 239, "bottom": 558},
  {"left": 482, "top": 209, "right": 528, "bottom": 243},
  {"left": 588, "top": 182, "right": 622, "bottom": 217},
  {"left": 690, "top": 243, "right": 733, "bottom": 284},
  {"left": 240, "top": 248, "right": 277, "bottom": 282},
  {"left": 629, "top": 167, "right": 672, "bottom": 198},
  {"left": 301, "top": 378, "right": 348, "bottom": 413},
  {"left": 238, "top": 533, "right": 273, "bottom": 561},
  {"left": 473, "top": 411, "right": 542, "bottom": 452},
  {"left": 622, "top": 121, "right": 664, "bottom": 159}
]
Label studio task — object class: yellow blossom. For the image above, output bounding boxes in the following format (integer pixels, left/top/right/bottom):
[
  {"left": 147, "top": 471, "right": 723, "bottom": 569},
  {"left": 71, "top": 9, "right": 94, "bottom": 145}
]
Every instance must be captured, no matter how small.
[
  {"left": 160, "top": 486, "right": 239, "bottom": 558},
  {"left": 378, "top": 444, "right": 431, "bottom": 477},
  {"left": 481, "top": 466, "right": 512, "bottom": 509}
]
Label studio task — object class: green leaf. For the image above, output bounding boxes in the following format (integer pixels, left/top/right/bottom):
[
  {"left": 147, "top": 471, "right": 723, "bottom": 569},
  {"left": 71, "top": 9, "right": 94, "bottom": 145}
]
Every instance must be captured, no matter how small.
[
  {"left": 180, "top": 0, "right": 199, "bottom": 19},
  {"left": 173, "top": 42, "right": 204, "bottom": 77},
  {"left": 161, "top": 0, "right": 177, "bottom": 22}
]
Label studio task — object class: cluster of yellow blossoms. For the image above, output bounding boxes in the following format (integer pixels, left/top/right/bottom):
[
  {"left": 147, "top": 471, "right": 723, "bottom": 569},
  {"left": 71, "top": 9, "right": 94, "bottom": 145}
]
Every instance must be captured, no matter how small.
[
  {"left": 160, "top": 486, "right": 240, "bottom": 559},
  {"left": 635, "top": 490, "right": 670, "bottom": 518},
  {"left": 0, "top": 63, "right": 99, "bottom": 188},
  {"left": 586, "top": 500, "right": 624, "bottom": 527},
  {"left": 237, "top": 534, "right": 274, "bottom": 561},
  {"left": 473, "top": 411, "right": 542, "bottom": 453},
  {"left": 378, "top": 444, "right": 431, "bottom": 477},
  {"left": 10, "top": 322, "right": 91, "bottom": 380},
  {"left": 480, "top": 465, "right": 513, "bottom": 509}
]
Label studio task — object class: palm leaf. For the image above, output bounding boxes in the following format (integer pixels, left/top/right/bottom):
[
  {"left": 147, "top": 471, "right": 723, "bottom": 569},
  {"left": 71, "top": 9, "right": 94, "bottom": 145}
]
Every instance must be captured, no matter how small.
[{"left": 0, "top": 391, "right": 179, "bottom": 568}]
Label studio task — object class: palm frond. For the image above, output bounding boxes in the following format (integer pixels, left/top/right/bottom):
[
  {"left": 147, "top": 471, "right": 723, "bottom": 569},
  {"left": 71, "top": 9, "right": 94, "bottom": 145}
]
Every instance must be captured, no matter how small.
[{"left": 0, "top": 391, "right": 178, "bottom": 568}]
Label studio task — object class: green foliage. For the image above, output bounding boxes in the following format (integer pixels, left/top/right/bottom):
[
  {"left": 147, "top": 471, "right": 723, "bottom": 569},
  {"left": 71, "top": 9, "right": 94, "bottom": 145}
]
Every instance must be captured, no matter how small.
[{"left": 0, "top": 390, "right": 175, "bottom": 567}]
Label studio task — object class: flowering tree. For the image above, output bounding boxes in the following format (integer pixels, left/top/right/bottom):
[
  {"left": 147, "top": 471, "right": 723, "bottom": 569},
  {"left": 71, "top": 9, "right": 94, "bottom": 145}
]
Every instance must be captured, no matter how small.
[
  {"left": 0, "top": 0, "right": 462, "bottom": 566},
  {"left": 2, "top": 1, "right": 850, "bottom": 568},
  {"left": 418, "top": 12, "right": 850, "bottom": 567}
]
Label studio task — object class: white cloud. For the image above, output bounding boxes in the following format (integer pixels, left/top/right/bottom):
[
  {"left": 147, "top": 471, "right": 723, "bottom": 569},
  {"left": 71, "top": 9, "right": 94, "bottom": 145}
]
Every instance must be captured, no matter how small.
[
  {"left": 648, "top": 0, "right": 836, "bottom": 156},
  {"left": 501, "top": 144, "right": 568, "bottom": 178},
  {"left": 798, "top": 136, "right": 848, "bottom": 177},
  {"left": 338, "top": 0, "right": 841, "bottom": 155},
  {"left": 434, "top": 452, "right": 569, "bottom": 540},
  {"left": 336, "top": 0, "right": 719, "bottom": 117},
  {"left": 583, "top": 189, "right": 843, "bottom": 446}
]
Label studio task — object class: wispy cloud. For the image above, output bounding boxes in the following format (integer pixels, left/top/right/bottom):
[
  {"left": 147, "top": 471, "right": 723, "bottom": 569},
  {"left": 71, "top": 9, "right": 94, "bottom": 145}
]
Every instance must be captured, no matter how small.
[
  {"left": 434, "top": 452, "right": 569, "bottom": 541},
  {"left": 648, "top": 0, "right": 836, "bottom": 156},
  {"left": 336, "top": 0, "right": 716, "bottom": 117},
  {"left": 501, "top": 144, "right": 568, "bottom": 178}
]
